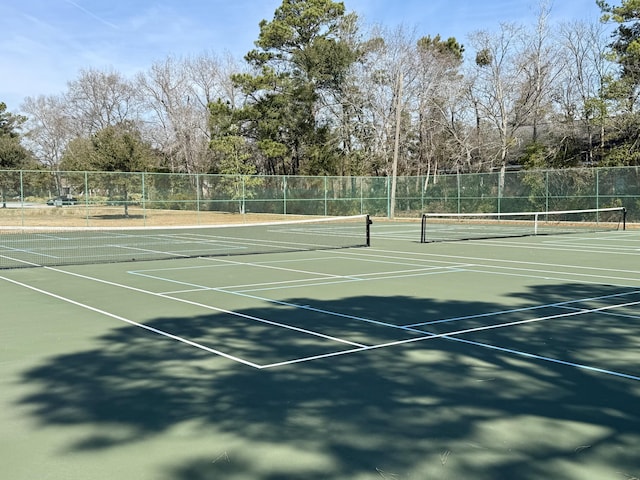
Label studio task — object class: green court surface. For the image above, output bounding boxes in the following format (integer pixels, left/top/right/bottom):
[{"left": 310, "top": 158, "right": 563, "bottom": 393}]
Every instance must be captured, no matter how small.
[{"left": 1, "top": 221, "right": 640, "bottom": 479}]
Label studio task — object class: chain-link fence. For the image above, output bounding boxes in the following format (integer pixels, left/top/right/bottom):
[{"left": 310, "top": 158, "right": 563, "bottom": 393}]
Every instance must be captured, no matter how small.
[{"left": 1, "top": 167, "right": 638, "bottom": 225}]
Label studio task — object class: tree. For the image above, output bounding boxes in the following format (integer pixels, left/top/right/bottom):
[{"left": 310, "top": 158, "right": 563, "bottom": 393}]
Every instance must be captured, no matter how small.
[
  {"left": 64, "top": 68, "right": 140, "bottom": 136},
  {"left": 597, "top": 0, "right": 640, "bottom": 165},
  {"left": 598, "top": 0, "right": 640, "bottom": 102},
  {"left": 21, "top": 94, "right": 72, "bottom": 169},
  {"left": 0, "top": 134, "right": 30, "bottom": 170},
  {"left": 468, "top": 23, "right": 542, "bottom": 191},
  {"left": 414, "top": 35, "right": 466, "bottom": 180},
  {"left": 232, "top": 0, "right": 357, "bottom": 175},
  {"left": 136, "top": 53, "right": 233, "bottom": 175},
  {"left": 0, "top": 102, "right": 34, "bottom": 207},
  {"left": 521, "top": 2, "right": 558, "bottom": 144},
  {"left": 209, "top": 99, "right": 261, "bottom": 213},
  {"left": 380, "top": 27, "right": 420, "bottom": 218},
  {"left": 554, "top": 20, "right": 614, "bottom": 165},
  {"left": 0, "top": 101, "right": 26, "bottom": 139},
  {"left": 61, "top": 122, "right": 157, "bottom": 216}
]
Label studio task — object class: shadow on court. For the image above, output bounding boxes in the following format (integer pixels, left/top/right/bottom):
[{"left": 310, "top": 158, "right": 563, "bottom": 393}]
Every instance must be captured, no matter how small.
[{"left": 14, "top": 282, "right": 640, "bottom": 480}]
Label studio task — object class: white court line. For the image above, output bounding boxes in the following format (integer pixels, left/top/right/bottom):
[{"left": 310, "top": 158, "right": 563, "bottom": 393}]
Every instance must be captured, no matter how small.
[
  {"left": 160, "top": 247, "right": 640, "bottom": 329},
  {"left": 126, "top": 248, "right": 640, "bottom": 379},
  {"left": 128, "top": 254, "right": 640, "bottom": 380},
  {"left": 0, "top": 274, "right": 263, "bottom": 369},
  {"left": 131, "top": 263, "right": 466, "bottom": 296},
  {"left": 343, "top": 247, "right": 640, "bottom": 276},
  {"left": 232, "top": 267, "right": 466, "bottom": 294},
  {"left": 131, "top": 262, "right": 640, "bottom": 338},
  {"left": 0, "top": 265, "right": 367, "bottom": 362},
  {"left": 1, "top": 248, "right": 63, "bottom": 261},
  {"left": 557, "top": 304, "right": 640, "bottom": 320},
  {"left": 262, "top": 299, "right": 640, "bottom": 380},
  {"left": 5, "top": 247, "right": 640, "bottom": 376},
  {"left": 208, "top": 255, "right": 461, "bottom": 278},
  {"left": 130, "top": 266, "right": 363, "bottom": 295},
  {"left": 482, "top": 240, "right": 639, "bottom": 254},
  {"left": 208, "top": 256, "right": 364, "bottom": 281},
  {"left": 133, "top": 272, "right": 426, "bottom": 333},
  {"left": 454, "top": 238, "right": 640, "bottom": 256},
  {"left": 459, "top": 265, "right": 640, "bottom": 288},
  {"left": 5, "top": 265, "right": 640, "bottom": 379},
  {"left": 131, "top": 261, "right": 466, "bottom": 295},
  {"left": 323, "top": 249, "right": 640, "bottom": 296},
  {"left": 405, "top": 289, "right": 640, "bottom": 328},
  {"left": 202, "top": 253, "right": 466, "bottom": 281},
  {"left": 541, "top": 232, "right": 640, "bottom": 242}
]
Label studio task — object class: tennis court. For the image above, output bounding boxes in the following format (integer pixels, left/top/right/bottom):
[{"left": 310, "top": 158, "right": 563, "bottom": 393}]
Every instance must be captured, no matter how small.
[{"left": 1, "top": 213, "right": 639, "bottom": 480}]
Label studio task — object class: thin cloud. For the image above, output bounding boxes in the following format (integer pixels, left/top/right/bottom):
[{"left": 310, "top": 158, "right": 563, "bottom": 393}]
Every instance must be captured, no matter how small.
[{"left": 64, "top": 0, "right": 119, "bottom": 29}]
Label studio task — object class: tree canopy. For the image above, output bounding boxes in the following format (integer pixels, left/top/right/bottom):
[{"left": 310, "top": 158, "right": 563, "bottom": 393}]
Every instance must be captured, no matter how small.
[
  {"left": 0, "top": 102, "right": 31, "bottom": 170},
  {"left": 229, "top": 0, "right": 357, "bottom": 175},
  {"left": 6, "top": 0, "right": 640, "bottom": 178}
]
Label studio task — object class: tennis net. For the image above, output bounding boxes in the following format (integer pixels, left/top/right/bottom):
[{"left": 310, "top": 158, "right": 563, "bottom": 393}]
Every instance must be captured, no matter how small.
[
  {"left": 420, "top": 207, "right": 626, "bottom": 243},
  {"left": 0, "top": 214, "right": 371, "bottom": 269}
]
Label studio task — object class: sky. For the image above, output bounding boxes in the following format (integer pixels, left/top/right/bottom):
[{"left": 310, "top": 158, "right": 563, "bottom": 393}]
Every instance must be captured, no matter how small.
[{"left": 1, "top": 0, "right": 608, "bottom": 113}]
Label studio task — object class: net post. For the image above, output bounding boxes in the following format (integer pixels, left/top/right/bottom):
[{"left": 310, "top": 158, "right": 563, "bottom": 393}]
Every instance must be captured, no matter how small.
[
  {"left": 366, "top": 215, "right": 372, "bottom": 247},
  {"left": 623, "top": 207, "right": 627, "bottom": 230},
  {"left": 420, "top": 214, "right": 426, "bottom": 243}
]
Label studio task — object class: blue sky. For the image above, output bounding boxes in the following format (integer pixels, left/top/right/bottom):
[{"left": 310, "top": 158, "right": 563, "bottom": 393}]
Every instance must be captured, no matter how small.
[{"left": 1, "top": 0, "right": 606, "bottom": 112}]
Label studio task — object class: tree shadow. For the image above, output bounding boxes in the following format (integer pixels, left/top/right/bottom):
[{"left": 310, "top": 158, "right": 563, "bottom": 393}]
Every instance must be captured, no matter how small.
[{"left": 15, "top": 282, "right": 640, "bottom": 479}]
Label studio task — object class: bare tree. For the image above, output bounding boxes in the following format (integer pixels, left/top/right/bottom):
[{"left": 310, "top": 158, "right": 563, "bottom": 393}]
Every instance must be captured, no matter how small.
[
  {"left": 340, "top": 27, "right": 435, "bottom": 179},
  {"left": 137, "top": 56, "right": 194, "bottom": 173},
  {"left": 63, "top": 68, "right": 140, "bottom": 136},
  {"left": 556, "top": 20, "right": 614, "bottom": 163},
  {"left": 21, "top": 94, "right": 72, "bottom": 169},
  {"left": 468, "top": 23, "right": 538, "bottom": 190},
  {"left": 340, "top": 32, "right": 391, "bottom": 175},
  {"left": 137, "top": 52, "right": 241, "bottom": 174},
  {"left": 350, "top": 25, "right": 420, "bottom": 216},
  {"left": 187, "top": 50, "right": 245, "bottom": 109},
  {"left": 520, "top": 1, "right": 560, "bottom": 144},
  {"left": 413, "top": 35, "right": 466, "bottom": 181}
]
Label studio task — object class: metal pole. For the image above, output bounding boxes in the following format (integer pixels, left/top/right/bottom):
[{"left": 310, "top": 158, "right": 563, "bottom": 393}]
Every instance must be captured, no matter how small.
[
  {"left": 142, "top": 172, "right": 146, "bottom": 226},
  {"left": 84, "top": 171, "right": 89, "bottom": 226},
  {"left": 324, "top": 176, "right": 328, "bottom": 217},
  {"left": 283, "top": 176, "right": 287, "bottom": 215}
]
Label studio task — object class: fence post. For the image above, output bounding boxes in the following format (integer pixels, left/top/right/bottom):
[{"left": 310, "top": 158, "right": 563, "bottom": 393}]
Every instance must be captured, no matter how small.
[
  {"left": 196, "top": 173, "right": 202, "bottom": 217},
  {"left": 497, "top": 173, "right": 501, "bottom": 215},
  {"left": 84, "top": 171, "right": 89, "bottom": 226},
  {"left": 386, "top": 176, "right": 391, "bottom": 218},
  {"left": 19, "top": 170, "right": 24, "bottom": 226},
  {"left": 283, "top": 176, "right": 287, "bottom": 215},
  {"left": 324, "top": 176, "right": 328, "bottom": 216},
  {"left": 596, "top": 168, "right": 600, "bottom": 212},
  {"left": 242, "top": 175, "right": 246, "bottom": 215},
  {"left": 142, "top": 172, "right": 146, "bottom": 226},
  {"left": 540, "top": 170, "right": 550, "bottom": 213},
  {"left": 360, "top": 176, "right": 364, "bottom": 215},
  {"left": 457, "top": 172, "right": 461, "bottom": 214}
]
